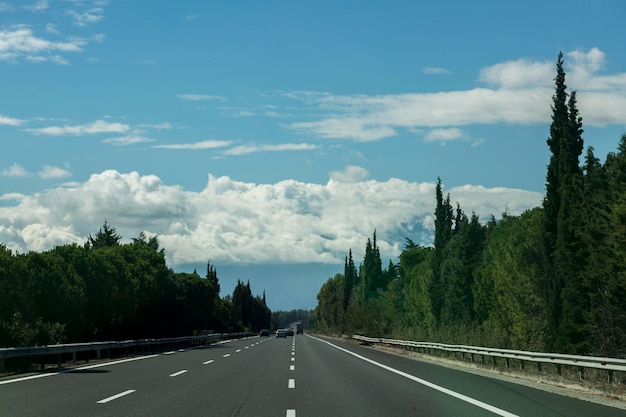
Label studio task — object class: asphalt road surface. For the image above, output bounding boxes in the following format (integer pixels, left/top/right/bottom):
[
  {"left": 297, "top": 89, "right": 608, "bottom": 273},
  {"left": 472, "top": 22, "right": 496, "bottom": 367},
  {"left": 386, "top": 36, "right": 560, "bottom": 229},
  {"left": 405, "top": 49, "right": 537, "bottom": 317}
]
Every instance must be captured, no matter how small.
[{"left": 1, "top": 334, "right": 624, "bottom": 416}]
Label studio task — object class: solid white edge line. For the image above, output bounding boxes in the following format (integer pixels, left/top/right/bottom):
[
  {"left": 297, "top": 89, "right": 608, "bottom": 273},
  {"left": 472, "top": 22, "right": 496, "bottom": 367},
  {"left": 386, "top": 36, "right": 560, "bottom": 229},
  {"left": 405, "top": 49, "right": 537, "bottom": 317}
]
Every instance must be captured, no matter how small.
[
  {"left": 169, "top": 370, "right": 188, "bottom": 377},
  {"left": 97, "top": 389, "right": 136, "bottom": 404},
  {"left": 308, "top": 335, "right": 520, "bottom": 417}
]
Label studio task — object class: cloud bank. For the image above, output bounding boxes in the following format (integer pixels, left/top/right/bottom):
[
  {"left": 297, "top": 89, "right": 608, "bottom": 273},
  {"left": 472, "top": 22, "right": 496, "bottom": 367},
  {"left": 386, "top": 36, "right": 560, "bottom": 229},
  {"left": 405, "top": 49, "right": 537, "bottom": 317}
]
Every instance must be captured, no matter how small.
[
  {"left": 287, "top": 48, "right": 626, "bottom": 142},
  {"left": 0, "top": 170, "right": 543, "bottom": 266}
]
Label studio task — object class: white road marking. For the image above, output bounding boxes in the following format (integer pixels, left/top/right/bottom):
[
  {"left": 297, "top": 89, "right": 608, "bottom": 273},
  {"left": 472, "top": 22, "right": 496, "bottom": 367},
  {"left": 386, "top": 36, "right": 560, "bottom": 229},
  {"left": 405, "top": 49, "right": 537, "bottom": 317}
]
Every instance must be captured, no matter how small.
[
  {"left": 169, "top": 370, "right": 188, "bottom": 377},
  {"left": 291, "top": 357, "right": 295, "bottom": 361},
  {"left": 286, "top": 409, "right": 296, "bottom": 417},
  {"left": 288, "top": 378, "right": 295, "bottom": 389},
  {"left": 308, "top": 335, "right": 520, "bottom": 417},
  {"left": 291, "top": 352, "right": 295, "bottom": 355},
  {"left": 164, "top": 351, "right": 176, "bottom": 355},
  {"left": 223, "top": 353, "right": 231, "bottom": 358},
  {"left": 236, "top": 349, "right": 242, "bottom": 353},
  {"left": 97, "top": 390, "right": 135, "bottom": 404},
  {"left": 203, "top": 360, "right": 214, "bottom": 365},
  {"left": 1, "top": 354, "right": 159, "bottom": 385},
  {"left": 290, "top": 365, "right": 295, "bottom": 371}
]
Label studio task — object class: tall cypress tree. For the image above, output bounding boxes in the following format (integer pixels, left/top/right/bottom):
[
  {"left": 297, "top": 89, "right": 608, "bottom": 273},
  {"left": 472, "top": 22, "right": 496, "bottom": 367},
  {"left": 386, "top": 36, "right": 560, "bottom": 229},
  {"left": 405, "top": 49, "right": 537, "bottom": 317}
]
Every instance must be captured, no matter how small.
[
  {"left": 362, "top": 231, "right": 383, "bottom": 294},
  {"left": 343, "top": 249, "right": 357, "bottom": 311},
  {"left": 542, "top": 52, "right": 587, "bottom": 352},
  {"left": 432, "top": 178, "right": 453, "bottom": 322},
  {"left": 542, "top": 52, "right": 569, "bottom": 348}
]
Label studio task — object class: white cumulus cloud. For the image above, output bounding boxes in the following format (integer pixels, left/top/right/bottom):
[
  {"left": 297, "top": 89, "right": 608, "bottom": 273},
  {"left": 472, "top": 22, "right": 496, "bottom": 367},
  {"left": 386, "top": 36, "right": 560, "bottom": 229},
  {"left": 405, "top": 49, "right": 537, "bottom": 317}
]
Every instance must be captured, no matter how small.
[{"left": 0, "top": 170, "right": 543, "bottom": 266}]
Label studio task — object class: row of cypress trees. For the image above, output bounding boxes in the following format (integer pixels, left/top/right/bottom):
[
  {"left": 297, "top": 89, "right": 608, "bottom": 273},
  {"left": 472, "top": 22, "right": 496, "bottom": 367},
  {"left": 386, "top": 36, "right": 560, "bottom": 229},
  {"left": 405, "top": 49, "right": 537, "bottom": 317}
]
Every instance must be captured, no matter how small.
[{"left": 314, "top": 53, "right": 626, "bottom": 357}]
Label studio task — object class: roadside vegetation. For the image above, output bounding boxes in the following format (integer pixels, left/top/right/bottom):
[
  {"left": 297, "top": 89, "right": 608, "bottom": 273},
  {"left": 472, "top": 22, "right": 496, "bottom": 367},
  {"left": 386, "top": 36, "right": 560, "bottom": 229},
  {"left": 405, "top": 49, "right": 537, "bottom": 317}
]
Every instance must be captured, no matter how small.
[
  {"left": 0, "top": 222, "right": 271, "bottom": 347},
  {"left": 314, "top": 53, "right": 626, "bottom": 358}
]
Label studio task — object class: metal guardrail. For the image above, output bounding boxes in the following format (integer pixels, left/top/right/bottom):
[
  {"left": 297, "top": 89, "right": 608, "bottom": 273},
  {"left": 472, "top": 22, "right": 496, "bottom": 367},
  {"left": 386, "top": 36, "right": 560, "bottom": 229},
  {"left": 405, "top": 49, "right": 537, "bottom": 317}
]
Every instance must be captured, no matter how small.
[
  {"left": 0, "top": 332, "right": 253, "bottom": 373},
  {"left": 353, "top": 335, "right": 626, "bottom": 383}
]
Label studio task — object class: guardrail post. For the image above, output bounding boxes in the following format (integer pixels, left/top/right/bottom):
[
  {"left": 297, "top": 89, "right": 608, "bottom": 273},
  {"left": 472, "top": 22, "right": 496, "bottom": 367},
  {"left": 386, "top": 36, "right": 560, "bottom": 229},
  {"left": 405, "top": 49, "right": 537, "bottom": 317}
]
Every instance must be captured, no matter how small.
[
  {"left": 536, "top": 362, "right": 542, "bottom": 372},
  {"left": 608, "top": 370, "right": 614, "bottom": 384},
  {"left": 519, "top": 360, "right": 524, "bottom": 370},
  {"left": 72, "top": 351, "right": 76, "bottom": 364},
  {"left": 579, "top": 367, "right": 584, "bottom": 381},
  {"left": 0, "top": 357, "right": 5, "bottom": 373},
  {"left": 504, "top": 358, "right": 509, "bottom": 369}
]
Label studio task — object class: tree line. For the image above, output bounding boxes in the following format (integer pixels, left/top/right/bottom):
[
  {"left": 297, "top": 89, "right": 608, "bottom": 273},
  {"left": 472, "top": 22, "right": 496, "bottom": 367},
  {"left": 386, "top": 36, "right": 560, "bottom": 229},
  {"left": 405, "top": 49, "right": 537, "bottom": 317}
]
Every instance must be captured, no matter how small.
[
  {"left": 313, "top": 53, "right": 626, "bottom": 357},
  {"left": 0, "top": 222, "right": 271, "bottom": 347}
]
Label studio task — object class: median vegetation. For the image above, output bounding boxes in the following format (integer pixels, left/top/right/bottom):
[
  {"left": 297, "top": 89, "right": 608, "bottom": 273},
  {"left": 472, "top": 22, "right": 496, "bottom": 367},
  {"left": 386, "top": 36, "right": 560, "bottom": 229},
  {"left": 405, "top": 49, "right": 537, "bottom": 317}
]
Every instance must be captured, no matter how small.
[{"left": 314, "top": 53, "right": 626, "bottom": 358}]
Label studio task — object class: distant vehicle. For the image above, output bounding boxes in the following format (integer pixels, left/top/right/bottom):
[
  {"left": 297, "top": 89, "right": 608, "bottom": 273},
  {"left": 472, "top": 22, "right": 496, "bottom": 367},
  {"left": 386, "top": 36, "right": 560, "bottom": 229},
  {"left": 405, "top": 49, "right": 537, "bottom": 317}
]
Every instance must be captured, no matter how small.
[
  {"left": 290, "top": 321, "right": 304, "bottom": 335},
  {"left": 275, "top": 329, "right": 287, "bottom": 338},
  {"left": 259, "top": 329, "right": 270, "bottom": 337},
  {"left": 286, "top": 328, "right": 294, "bottom": 336}
]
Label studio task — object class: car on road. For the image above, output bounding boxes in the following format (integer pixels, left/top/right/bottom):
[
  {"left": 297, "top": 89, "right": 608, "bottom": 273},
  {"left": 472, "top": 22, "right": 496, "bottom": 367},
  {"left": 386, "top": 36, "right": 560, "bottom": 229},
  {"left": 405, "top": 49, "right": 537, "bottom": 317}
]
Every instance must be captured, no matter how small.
[
  {"left": 275, "top": 329, "right": 287, "bottom": 338},
  {"left": 259, "top": 329, "right": 270, "bottom": 337},
  {"left": 286, "top": 328, "right": 294, "bottom": 336}
]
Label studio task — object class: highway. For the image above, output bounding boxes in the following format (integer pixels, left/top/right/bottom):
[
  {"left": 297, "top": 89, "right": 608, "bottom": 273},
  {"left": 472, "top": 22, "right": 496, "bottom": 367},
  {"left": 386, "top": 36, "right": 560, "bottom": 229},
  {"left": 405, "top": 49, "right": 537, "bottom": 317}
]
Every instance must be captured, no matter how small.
[{"left": 1, "top": 334, "right": 624, "bottom": 417}]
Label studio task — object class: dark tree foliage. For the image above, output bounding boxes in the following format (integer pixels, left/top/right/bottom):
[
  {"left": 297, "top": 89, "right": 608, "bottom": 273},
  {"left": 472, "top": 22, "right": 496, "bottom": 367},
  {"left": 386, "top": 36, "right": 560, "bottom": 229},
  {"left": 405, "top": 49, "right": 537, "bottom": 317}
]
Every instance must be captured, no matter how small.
[
  {"left": 88, "top": 221, "right": 122, "bottom": 249},
  {"left": 0, "top": 223, "right": 271, "bottom": 346},
  {"left": 342, "top": 249, "right": 358, "bottom": 312},
  {"left": 231, "top": 279, "right": 270, "bottom": 332},
  {"left": 362, "top": 231, "right": 384, "bottom": 293},
  {"left": 431, "top": 177, "right": 453, "bottom": 322}
]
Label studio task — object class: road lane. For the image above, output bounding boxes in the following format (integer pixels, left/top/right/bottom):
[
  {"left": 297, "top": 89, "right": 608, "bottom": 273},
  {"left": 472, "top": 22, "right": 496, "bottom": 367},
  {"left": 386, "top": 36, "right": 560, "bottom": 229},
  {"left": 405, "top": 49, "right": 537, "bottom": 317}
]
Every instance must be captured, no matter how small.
[
  {"left": 296, "top": 335, "right": 626, "bottom": 417},
  {"left": 1, "top": 334, "right": 624, "bottom": 417}
]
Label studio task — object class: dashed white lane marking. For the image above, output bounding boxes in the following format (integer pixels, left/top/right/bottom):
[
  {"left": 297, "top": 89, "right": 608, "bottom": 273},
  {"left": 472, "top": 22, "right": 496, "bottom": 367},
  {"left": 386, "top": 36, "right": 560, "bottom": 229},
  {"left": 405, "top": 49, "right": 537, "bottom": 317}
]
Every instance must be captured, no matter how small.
[
  {"left": 286, "top": 410, "right": 296, "bottom": 417},
  {"left": 223, "top": 354, "right": 231, "bottom": 358},
  {"left": 291, "top": 357, "right": 295, "bottom": 361},
  {"left": 169, "top": 370, "right": 188, "bottom": 377},
  {"left": 288, "top": 378, "right": 295, "bottom": 389},
  {"left": 290, "top": 365, "right": 295, "bottom": 371},
  {"left": 291, "top": 352, "right": 295, "bottom": 355},
  {"left": 309, "top": 335, "right": 520, "bottom": 417},
  {"left": 203, "top": 360, "right": 214, "bottom": 365},
  {"left": 97, "top": 390, "right": 136, "bottom": 404},
  {"left": 236, "top": 349, "right": 242, "bottom": 353}
]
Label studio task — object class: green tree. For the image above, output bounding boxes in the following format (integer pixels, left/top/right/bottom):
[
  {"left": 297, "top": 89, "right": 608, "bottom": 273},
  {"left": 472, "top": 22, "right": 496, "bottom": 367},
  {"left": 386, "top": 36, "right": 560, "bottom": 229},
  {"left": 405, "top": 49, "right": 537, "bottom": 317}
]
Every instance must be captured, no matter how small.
[
  {"left": 476, "top": 208, "right": 548, "bottom": 350},
  {"left": 541, "top": 53, "right": 587, "bottom": 351},
  {"left": 313, "top": 273, "right": 344, "bottom": 333},
  {"left": 362, "top": 231, "right": 383, "bottom": 294},
  {"left": 432, "top": 177, "right": 453, "bottom": 322},
  {"left": 88, "top": 221, "right": 122, "bottom": 248},
  {"left": 342, "top": 249, "right": 358, "bottom": 312}
]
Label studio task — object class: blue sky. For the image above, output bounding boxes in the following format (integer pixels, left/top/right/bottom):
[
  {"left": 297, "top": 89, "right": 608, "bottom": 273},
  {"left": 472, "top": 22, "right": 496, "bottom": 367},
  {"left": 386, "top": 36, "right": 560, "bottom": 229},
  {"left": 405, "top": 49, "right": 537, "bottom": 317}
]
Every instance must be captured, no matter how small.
[{"left": 1, "top": 0, "right": 625, "bottom": 310}]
